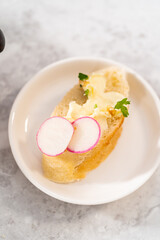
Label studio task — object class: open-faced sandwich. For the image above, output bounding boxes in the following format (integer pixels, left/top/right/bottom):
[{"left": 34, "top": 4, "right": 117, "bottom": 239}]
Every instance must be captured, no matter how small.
[{"left": 36, "top": 67, "right": 130, "bottom": 183}]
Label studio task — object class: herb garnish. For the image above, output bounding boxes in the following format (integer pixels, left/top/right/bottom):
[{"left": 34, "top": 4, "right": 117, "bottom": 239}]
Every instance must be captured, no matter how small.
[
  {"left": 84, "top": 89, "right": 89, "bottom": 97},
  {"left": 94, "top": 104, "right": 98, "bottom": 109},
  {"left": 114, "top": 98, "right": 130, "bottom": 117},
  {"left": 78, "top": 73, "right": 88, "bottom": 81}
]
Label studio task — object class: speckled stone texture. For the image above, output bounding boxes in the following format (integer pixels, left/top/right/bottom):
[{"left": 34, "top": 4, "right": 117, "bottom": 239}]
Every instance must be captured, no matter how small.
[{"left": 0, "top": 0, "right": 160, "bottom": 239}]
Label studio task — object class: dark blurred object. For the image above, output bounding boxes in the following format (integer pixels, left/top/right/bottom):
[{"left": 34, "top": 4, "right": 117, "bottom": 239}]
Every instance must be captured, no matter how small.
[{"left": 0, "top": 29, "right": 5, "bottom": 52}]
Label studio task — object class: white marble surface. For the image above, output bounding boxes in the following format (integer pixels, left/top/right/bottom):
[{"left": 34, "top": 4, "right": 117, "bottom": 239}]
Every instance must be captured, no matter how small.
[{"left": 0, "top": 0, "right": 160, "bottom": 239}]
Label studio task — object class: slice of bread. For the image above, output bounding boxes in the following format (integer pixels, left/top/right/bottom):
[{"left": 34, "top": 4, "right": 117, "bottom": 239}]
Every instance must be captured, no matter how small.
[{"left": 42, "top": 68, "right": 129, "bottom": 183}]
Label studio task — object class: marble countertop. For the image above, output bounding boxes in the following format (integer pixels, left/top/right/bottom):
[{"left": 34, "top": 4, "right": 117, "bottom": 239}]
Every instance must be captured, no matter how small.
[{"left": 0, "top": 0, "right": 160, "bottom": 239}]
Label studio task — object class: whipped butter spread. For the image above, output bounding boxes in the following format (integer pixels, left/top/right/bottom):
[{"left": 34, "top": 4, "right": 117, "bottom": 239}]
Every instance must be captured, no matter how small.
[{"left": 66, "top": 68, "right": 127, "bottom": 132}]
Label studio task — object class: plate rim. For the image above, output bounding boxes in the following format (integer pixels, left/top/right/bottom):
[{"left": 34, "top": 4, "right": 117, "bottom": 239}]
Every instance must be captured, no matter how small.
[{"left": 8, "top": 57, "right": 160, "bottom": 205}]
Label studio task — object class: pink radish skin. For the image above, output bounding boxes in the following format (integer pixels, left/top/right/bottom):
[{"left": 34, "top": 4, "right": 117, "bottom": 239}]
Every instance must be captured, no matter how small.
[
  {"left": 67, "top": 117, "right": 101, "bottom": 154},
  {"left": 36, "top": 116, "right": 74, "bottom": 157}
]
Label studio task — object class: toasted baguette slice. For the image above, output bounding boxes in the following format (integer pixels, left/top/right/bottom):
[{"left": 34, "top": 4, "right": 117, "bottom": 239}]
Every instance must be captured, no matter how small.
[{"left": 42, "top": 68, "right": 129, "bottom": 183}]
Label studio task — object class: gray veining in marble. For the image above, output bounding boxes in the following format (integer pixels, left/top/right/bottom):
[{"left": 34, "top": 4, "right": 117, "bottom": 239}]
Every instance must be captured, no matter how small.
[{"left": 0, "top": 0, "right": 160, "bottom": 239}]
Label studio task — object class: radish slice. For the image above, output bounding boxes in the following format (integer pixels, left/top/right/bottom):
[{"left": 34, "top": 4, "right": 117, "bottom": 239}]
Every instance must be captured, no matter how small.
[
  {"left": 36, "top": 117, "right": 74, "bottom": 156},
  {"left": 67, "top": 117, "right": 101, "bottom": 153}
]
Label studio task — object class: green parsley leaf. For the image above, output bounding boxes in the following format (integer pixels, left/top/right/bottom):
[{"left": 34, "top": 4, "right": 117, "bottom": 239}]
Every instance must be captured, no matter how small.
[
  {"left": 78, "top": 73, "right": 89, "bottom": 81},
  {"left": 84, "top": 89, "right": 89, "bottom": 97},
  {"left": 80, "top": 84, "right": 82, "bottom": 87},
  {"left": 121, "top": 106, "right": 129, "bottom": 117},
  {"left": 94, "top": 104, "right": 98, "bottom": 109},
  {"left": 114, "top": 98, "right": 130, "bottom": 117}
]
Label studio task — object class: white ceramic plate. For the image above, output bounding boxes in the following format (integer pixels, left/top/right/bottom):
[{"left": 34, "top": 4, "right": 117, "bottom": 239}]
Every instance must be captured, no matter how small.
[{"left": 8, "top": 57, "right": 160, "bottom": 205}]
